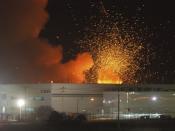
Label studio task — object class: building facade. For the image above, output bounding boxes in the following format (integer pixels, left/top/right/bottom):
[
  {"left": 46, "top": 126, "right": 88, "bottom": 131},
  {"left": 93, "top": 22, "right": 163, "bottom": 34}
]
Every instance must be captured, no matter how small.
[
  {"left": 0, "top": 84, "right": 51, "bottom": 120},
  {"left": 0, "top": 83, "right": 175, "bottom": 120}
]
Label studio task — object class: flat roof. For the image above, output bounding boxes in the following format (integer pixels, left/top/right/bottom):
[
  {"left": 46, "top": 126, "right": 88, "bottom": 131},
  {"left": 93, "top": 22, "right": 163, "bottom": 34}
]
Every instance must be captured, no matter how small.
[{"left": 0, "top": 83, "right": 175, "bottom": 91}]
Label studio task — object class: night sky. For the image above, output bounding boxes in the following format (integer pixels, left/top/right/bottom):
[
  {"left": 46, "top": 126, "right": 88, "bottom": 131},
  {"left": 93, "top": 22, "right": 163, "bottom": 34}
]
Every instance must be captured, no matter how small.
[
  {"left": 41, "top": 0, "right": 175, "bottom": 83},
  {"left": 0, "top": 0, "right": 175, "bottom": 84}
]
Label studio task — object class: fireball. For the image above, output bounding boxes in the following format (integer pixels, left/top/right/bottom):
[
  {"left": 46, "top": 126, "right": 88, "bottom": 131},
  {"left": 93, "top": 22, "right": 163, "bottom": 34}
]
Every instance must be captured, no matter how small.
[{"left": 80, "top": 23, "right": 144, "bottom": 84}]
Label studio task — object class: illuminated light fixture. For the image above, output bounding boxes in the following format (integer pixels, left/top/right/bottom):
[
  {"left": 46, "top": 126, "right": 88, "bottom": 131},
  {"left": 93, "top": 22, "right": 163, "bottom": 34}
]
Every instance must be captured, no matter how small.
[
  {"left": 17, "top": 99, "right": 25, "bottom": 120},
  {"left": 2, "top": 106, "right": 5, "bottom": 114},
  {"left": 129, "top": 92, "right": 135, "bottom": 95},
  {"left": 151, "top": 96, "right": 157, "bottom": 101},
  {"left": 108, "top": 100, "right": 112, "bottom": 104},
  {"left": 90, "top": 97, "right": 95, "bottom": 101},
  {"left": 17, "top": 99, "right": 25, "bottom": 108},
  {"left": 102, "top": 100, "right": 106, "bottom": 103}
]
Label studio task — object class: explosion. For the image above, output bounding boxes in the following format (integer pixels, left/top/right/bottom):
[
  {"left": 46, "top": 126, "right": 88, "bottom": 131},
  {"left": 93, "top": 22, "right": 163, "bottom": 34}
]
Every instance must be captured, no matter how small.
[
  {"left": 0, "top": 0, "right": 93, "bottom": 83},
  {"left": 97, "top": 69, "right": 123, "bottom": 84},
  {"left": 80, "top": 24, "right": 144, "bottom": 84},
  {"left": 0, "top": 0, "right": 145, "bottom": 84}
]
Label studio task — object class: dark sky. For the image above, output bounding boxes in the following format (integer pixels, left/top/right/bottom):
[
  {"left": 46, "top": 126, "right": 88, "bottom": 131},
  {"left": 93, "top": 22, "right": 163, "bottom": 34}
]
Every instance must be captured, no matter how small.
[
  {"left": 40, "top": 0, "right": 175, "bottom": 83},
  {"left": 0, "top": 0, "right": 174, "bottom": 83}
]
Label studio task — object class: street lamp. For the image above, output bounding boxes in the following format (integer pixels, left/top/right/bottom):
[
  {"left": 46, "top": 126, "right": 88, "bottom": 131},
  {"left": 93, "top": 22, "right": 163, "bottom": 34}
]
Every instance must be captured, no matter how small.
[
  {"left": 90, "top": 97, "right": 95, "bottom": 102},
  {"left": 151, "top": 96, "right": 157, "bottom": 101},
  {"left": 17, "top": 99, "right": 25, "bottom": 120}
]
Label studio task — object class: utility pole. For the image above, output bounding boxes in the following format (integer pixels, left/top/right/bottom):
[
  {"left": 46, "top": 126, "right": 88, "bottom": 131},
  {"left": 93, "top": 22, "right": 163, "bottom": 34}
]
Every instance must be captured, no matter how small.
[
  {"left": 76, "top": 97, "right": 79, "bottom": 113},
  {"left": 117, "top": 88, "right": 120, "bottom": 121},
  {"left": 61, "top": 87, "right": 65, "bottom": 112},
  {"left": 117, "top": 87, "right": 121, "bottom": 130}
]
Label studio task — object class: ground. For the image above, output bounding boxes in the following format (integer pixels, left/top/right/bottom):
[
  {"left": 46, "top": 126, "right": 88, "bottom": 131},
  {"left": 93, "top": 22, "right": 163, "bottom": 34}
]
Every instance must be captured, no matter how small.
[{"left": 0, "top": 120, "right": 175, "bottom": 131}]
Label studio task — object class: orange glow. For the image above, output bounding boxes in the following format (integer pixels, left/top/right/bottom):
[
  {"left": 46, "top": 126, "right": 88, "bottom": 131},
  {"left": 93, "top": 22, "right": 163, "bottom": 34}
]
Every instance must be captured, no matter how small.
[
  {"left": 79, "top": 23, "right": 144, "bottom": 84},
  {"left": 54, "top": 52, "right": 94, "bottom": 83},
  {"left": 61, "top": 52, "right": 94, "bottom": 83},
  {"left": 97, "top": 69, "right": 123, "bottom": 84}
]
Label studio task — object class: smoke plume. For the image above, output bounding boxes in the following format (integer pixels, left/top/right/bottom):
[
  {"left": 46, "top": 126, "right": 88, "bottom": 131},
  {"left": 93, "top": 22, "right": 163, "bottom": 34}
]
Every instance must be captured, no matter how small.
[{"left": 0, "top": 0, "right": 93, "bottom": 83}]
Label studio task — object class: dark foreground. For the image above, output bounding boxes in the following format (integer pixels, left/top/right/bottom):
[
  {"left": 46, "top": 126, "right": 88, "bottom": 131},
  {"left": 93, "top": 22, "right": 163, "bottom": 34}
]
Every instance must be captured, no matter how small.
[{"left": 0, "top": 119, "right": 175, "bottom": 131}]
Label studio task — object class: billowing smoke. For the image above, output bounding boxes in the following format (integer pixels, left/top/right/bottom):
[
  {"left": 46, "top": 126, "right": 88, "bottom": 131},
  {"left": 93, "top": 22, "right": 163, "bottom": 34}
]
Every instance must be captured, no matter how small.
[
  {"left": 0, "top": 0, "right": 93, "bottom": 83},
  {"left": 0, "top": 0, "right": 48, "bottom": 44}
]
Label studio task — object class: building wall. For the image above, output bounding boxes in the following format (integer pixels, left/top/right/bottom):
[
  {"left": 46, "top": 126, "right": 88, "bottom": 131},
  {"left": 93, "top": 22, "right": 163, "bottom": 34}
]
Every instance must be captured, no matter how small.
[
  {"left": 0, "top": 84, "right": 51, "bottom": 120},
  {"left": 51, "top": 84, "right": 104, "bottom": 114},
  {"left": 103, "top": 91, "right": 175, "bottom": 119},
  {"left": 0, "top": 83, "right": 175, "bottom": 120}
]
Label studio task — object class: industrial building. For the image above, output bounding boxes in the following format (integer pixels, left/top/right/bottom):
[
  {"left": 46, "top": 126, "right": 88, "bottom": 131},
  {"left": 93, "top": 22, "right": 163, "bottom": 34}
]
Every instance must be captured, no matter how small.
[{"left": 0, "top": 83, "right": 175, "bottom": 120}]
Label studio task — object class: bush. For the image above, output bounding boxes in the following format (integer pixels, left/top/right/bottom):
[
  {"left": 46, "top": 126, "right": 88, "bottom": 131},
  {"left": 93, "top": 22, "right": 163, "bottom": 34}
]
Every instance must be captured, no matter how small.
[
  {"left": 73, "top": 114, "right": 87, "bottom": 122},
  {"left": 36, "top": 106, "right": 53, "bottom": 121},
  {"left": 48, "top": 111, "right": 68, "bottom": 123}
]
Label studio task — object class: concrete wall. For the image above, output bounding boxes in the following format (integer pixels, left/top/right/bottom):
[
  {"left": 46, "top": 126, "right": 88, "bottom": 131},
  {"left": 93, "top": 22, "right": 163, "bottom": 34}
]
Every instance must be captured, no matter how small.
[
  {"left": 0, "top": 83, "right": 175, "bottom": 120},
  {"left": 0, "top": 84, "right": 51, "bottom": 120},
  {"left": 103, "top": 91, "right": 175, "bottom": 118},
  {"left": 51, "top": 84, "right": 104, "bottom": 114}
]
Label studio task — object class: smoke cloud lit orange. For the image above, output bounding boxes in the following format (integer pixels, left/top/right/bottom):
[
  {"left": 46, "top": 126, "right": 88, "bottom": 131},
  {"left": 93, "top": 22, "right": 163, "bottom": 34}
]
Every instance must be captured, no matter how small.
[
  {"left": 0, "top": 0, "right": 139, "bottom": 84},
  {"left": 97, "top": 69, "right": 123, "bottom": 84},
  {"left": 54, "top": 52, "right": 94, "bottom": 83},
  {"left": 0, "top": 0, "right": 94, "bottom": 83}
]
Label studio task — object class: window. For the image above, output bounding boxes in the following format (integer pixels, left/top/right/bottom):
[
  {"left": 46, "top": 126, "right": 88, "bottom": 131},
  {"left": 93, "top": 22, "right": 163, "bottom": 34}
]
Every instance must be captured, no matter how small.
[
  {"left": 1, "top": 94, "right": 7, "bottom": 100},
  {"left": 26, "top": 107, "right": 34, "bottom": 112},
  {"left": 40, "top": 90, "right": 50, "bottom": 94},
  {"left": 10, "top": 96, "right": 16, "bottom": 100},
  {"left": 33, "top": 96, "right": 45, "bottom": 101}
]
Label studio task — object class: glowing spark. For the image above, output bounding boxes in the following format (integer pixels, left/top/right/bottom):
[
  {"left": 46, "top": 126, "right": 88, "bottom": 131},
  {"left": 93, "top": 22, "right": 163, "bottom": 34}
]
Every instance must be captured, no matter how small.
[{"left": 80, "top": 22, "right": 144, "bottom": 84}]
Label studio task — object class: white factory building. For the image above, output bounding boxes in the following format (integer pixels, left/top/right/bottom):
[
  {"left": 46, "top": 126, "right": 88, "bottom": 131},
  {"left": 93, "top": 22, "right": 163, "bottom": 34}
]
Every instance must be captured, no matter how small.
[{"left": 0, "top": 83, "right": 175, "bottom": 120}]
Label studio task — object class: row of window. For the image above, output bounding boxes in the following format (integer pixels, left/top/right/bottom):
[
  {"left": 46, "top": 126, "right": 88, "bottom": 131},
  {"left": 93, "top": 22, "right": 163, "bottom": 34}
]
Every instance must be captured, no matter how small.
[
  {"left": 0, "top": 94, "right": 46, "bottom": 101},
  {"left": 40, "top": 90, "right": 50, "bottom": 94},
  {"left": 33, "top": 96, "right": 45, "bottom": 101},
  {"left": 0, "top": 94, "right": 7, "bottom": 100}
]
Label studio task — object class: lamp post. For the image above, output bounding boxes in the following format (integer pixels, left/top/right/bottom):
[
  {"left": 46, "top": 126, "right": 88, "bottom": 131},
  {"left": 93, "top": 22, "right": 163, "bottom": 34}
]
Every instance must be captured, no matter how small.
[
  {"left": 151, "top": 96, "right": 157, "bottom": 101},
  {"left": 76, "top": 97, "right": 79, "bottom": 113},
  {"left": 17, "top": 99, "right": 25, "bottom": 120},
  {"left": 117, "top": 88, "right": 120, "bottom": 121},
  {"left": 117, "top": 87, "right": 121, "bottom": 131}
]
